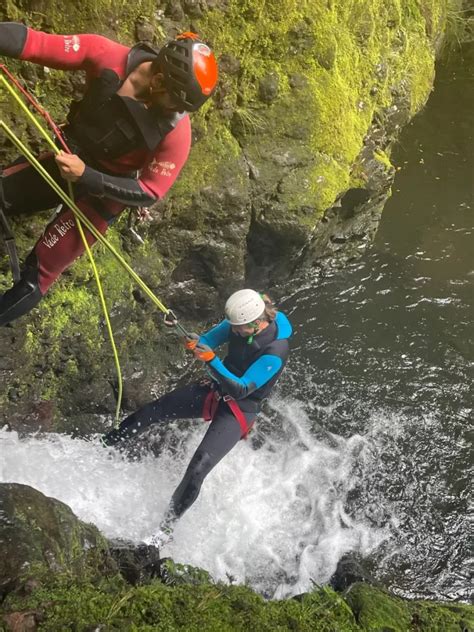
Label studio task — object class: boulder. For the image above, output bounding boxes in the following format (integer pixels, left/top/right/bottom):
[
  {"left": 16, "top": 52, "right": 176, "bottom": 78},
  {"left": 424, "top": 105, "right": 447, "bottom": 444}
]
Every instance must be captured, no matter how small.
[{"left": 0, "top": 483, "right": 116, "bottom": 599}]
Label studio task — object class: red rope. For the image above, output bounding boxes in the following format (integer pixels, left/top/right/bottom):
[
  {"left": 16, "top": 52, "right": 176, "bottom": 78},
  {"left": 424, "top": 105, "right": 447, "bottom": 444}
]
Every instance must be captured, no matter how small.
[{"left": 1, "top": 64, "right": 71, "bottom": 153}]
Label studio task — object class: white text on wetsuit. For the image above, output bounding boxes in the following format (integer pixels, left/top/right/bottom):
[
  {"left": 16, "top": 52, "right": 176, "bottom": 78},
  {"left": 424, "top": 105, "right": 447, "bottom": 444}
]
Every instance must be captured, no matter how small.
[{"left": 42, "top": 217, "right": 76, "bottom": 248}]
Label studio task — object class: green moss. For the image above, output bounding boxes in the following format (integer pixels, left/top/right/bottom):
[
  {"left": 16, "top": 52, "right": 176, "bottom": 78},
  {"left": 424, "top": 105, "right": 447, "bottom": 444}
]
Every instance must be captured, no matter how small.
[
  {"left": 344, "top": 583, "right": 474, "bottom": 632},
  {"left": 158, "top": 560, "right": 214, "bottom": 589},
  {"left": 3, "top": 576, "right": 472, "bottom": 631},
  {"left": 195, "top": 0, "right": 447, "bottom": 226},
  {"left": 8, "top": 219, "right": 142, "bottom": 410},
  {"left": 1, "top": 579, "right": 359, "bottom": 632},
  {"left": 373, "top": 149, "right": 393, "bottom": 170},
  {"left": 0, "top": 484, "right": 114, "bottom": 600},
  {"left": 345, "top": 583, "right": 411, "bottom": 631},
  {"left": 410, "top": 599, "right": 474, "bottom": 631}
]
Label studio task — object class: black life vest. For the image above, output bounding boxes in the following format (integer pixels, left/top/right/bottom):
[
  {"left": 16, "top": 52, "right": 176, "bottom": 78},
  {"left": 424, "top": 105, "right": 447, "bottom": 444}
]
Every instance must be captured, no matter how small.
[{"left": 63, "top": 43, "right": 182, "bottom": 166}]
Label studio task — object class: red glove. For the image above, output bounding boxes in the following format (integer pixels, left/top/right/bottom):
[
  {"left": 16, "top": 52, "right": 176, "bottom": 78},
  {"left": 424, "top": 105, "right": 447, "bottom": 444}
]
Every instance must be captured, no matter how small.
[{"left": 193, "top": 343, "right": 215, "bottom": 362}]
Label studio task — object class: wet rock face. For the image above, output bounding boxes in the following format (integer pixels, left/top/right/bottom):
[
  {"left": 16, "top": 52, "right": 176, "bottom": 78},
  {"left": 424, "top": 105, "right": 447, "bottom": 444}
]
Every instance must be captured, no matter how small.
[
  {"left": 109, "top": 540, "right": 163, "bottom": 585},
  {"left": 258, "top": 73, "right": 280, "bottom": 104},
  {"left": 0, "top": 483, "right": 116, "bottom": 600},
  {"left": 134, "top": 17, "right": 155, "bottom": 43},
  {"left": 329, "top": 552, "right": 379, "bottom": 592},
  {"left": 108, "top": 540, "right": 213, "bottom": 586}
]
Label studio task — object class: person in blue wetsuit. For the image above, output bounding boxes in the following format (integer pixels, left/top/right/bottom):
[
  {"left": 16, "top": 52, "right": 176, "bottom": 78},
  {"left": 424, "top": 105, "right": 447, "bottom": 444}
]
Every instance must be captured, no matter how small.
[{"left": 102, "top": 289, "right": 292, "bottom": 546}]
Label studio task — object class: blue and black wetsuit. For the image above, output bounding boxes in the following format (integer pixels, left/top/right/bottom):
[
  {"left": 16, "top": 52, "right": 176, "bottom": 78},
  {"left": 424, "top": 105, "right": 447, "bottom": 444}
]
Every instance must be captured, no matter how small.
[
  {"left": 201, "top": 310, "right": 291, "bottom": 411},
  {"left": 103, "top": 311, "right": 292, "bottom": 521}
]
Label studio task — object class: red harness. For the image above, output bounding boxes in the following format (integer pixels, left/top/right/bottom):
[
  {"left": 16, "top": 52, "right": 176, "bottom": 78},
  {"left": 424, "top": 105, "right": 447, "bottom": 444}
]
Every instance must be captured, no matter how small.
[{"left": 202, "top": 387, "right": 254, "bottom": 440}]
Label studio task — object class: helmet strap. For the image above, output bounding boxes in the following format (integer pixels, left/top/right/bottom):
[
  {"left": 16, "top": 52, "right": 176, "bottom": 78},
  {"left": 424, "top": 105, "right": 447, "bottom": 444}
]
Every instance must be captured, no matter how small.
[{"left": 246, "top": 321, "right": 258, "bottom": 345}]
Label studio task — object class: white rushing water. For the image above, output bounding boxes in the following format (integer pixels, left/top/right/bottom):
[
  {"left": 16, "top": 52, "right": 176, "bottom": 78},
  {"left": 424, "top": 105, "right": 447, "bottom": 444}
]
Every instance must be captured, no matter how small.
[{"left": 0, "top": 396, "right": 389, "bottom": 598}]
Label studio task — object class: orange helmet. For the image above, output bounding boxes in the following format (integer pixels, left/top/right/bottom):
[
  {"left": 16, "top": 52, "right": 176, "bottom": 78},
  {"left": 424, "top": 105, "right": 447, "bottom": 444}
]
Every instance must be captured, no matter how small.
[{"left": 158, "top": 33, "right": 218, "bottom": 111}]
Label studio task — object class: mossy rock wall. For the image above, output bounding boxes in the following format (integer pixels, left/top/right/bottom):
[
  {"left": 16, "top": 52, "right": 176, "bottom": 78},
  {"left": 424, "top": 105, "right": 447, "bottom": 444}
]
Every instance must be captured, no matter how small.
[
  {"left": 0, "top": 483, "right": 115, "bottom": 600},
  {"left": 0, "top": 0, "right": 460, "bottom": 427},
  {"left": 1, "top": 484, "right": 473, "bottom": 631}
]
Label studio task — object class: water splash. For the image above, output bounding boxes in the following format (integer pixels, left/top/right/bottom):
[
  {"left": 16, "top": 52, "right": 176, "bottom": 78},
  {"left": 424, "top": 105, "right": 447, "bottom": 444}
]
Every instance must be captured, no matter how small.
[{"left": 0, "top": 395, "right": 387, "bottom": 598}]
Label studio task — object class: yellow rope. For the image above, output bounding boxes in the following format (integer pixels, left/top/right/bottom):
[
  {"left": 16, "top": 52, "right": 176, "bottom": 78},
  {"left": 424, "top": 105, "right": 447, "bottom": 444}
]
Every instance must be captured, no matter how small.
[
  {"left": 0, "top": 73, "right": 191, "bottom": 426},
  {"left": 1, "top": 74, "right": 124, "bottom": 425},
  {"left": 0, "top": 121, "right": 170, "bottom": 312},
  {"left": 68, "top": 182, "right": 123, "bottom": 424},
  {"left": 0, "top": 76, "right": 171, "bottom": 312}
]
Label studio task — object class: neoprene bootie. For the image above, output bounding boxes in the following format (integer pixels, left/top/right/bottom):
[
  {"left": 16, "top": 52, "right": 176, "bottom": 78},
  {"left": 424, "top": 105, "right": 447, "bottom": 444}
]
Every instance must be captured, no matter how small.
[{"left": 0, "top": 261, "right": 43, "bottom": 326}]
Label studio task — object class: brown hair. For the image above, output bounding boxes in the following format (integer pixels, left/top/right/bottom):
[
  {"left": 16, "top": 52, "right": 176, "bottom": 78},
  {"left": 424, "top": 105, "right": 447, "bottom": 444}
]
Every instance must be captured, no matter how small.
[{"left": 260, "top": 293, "right": 277, "bottom": 322}]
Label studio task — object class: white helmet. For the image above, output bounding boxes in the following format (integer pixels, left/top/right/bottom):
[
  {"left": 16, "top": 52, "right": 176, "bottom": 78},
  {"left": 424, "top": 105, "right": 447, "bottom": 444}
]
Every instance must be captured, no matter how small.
[{"left": 225, "top": 289, "right": 266, "bottom": 326}]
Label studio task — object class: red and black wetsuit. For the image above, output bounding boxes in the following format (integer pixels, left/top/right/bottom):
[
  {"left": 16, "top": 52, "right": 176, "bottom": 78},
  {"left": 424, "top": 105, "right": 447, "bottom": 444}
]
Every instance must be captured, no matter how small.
[{"left": 0, "top": 23, "right": 191, "bottom": 323}]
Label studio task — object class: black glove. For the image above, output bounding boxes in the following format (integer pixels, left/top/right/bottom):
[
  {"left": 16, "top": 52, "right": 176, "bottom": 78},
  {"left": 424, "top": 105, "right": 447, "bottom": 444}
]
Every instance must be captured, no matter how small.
[{"left": 0, "top": 23, "right": 28, "bottom": 58}]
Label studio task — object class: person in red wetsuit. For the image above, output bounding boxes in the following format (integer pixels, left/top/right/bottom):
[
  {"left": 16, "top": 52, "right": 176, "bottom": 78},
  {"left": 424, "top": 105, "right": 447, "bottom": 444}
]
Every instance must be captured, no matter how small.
[{"left": 0, "top": 23, "right": 218, "bottom": 325}]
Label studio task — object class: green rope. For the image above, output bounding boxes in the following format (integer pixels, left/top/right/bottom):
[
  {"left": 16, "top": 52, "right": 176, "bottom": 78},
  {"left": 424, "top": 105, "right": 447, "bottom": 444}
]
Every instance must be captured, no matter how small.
[{"left": 0, "top": 75, "right": 57, "bottom": 153}]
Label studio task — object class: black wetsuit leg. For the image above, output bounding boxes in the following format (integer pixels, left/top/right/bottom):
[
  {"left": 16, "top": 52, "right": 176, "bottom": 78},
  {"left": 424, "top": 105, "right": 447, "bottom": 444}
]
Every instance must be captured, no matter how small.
[
  {"left": 103, "top": 382, "right": 256, "bottom": 522},
  {"left": 102, "top": 382, "right": 210, "bottom": 446},
  {"left": 1, "top": 154, "right": 65, "bottom": 217},
  {"left": 0, "top": 155, "right": 66, "bottom": 326},
  {"left": 167, "top": 401, "right": 256, "bottom": 520}
]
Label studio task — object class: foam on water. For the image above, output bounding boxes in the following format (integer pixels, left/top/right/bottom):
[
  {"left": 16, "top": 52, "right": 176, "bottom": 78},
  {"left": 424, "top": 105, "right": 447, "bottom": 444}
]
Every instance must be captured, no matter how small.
[{"left": 0, "top": 396, "right": 388, "bottom": 598}]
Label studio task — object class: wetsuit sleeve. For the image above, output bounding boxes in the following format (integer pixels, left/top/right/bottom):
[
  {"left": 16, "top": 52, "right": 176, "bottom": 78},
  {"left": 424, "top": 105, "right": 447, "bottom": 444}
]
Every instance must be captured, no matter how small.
[
  {"left": 18, "top": 27, "right": 128, "bottom": 76},
  {"left": 138, "top": 115, "right": 192, "bottom": 199},
  {"left": 78, "top": 167, "right": 156, "bottom": 206},
  {"left": 0, "top": 23, "right": 28, "bottom": 57},
  {"left": 199, "top": 320, "right": 231, "bottom": 350},
  {"left": 208, "top": 354, "right": 283, "bottom": 400}
]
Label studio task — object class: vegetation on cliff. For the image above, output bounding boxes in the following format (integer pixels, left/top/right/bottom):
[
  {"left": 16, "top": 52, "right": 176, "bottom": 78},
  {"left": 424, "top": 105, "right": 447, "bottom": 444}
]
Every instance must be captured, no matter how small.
[
  {"left": 0, "top": 0, "right": 463, "bottom": 429},
  {"left": 4, "top": 577, "right": 472, "bottom": 631}
]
